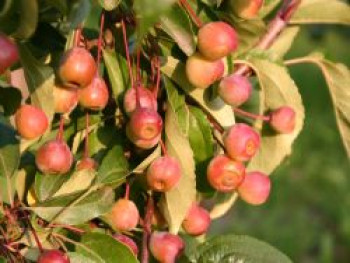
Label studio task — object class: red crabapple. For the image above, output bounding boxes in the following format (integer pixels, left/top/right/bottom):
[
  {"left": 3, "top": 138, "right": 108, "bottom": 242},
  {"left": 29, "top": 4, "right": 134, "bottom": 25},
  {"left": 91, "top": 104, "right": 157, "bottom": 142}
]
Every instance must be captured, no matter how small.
[
  {"left": 123, "top": 85, "right": 157, "bottom": 115},
  {"left": 185, "top": 53, "right": 224, "bottom": 89},
  {"left": 36, "top": 139, "right": 73, "bottom": 174},
  {"left": 197, "top": 22, "right": 238, "bottom": 60},
  {"left": 110, "top": 199, "right": 139, "bottom": 231},
  {"left": 58, "top": 47, "right": 97, "bottom": 88},
  {"left": 37, "top": 250, "right": 70, "bottom": 263},
  {"left": 113, "top": 234, "right": 139, "bottom": 256},
  {"left": 76, "top": 157, "right": 98, "bottom": 171},
  {"left": 207, "top": 155, "right": 245, "bottom": 192},
  {"left": 126, "top": 128, "right": 161, "bottom": 149},
  {"left": 231, "top": 0, "right": 264, "bottom": 19},
  {"left": 224, "top": 123, "right": 261, "bottom": 162},
  {"left": 182, "top": 203, "right": 211, "bottom": 236},
  {"left": 238, "top": 171, "right": 271, "bottom": 205},
  {"left": 78, "top": 75, "right": 109, "bottom": 110},
  {"left": 15, "top": 105, "right": 48, "bottom": 140},
  {"left": 146, "top": 156, "right": 182, "bottom": 192},
  {"left": 270, "top": 106, "right": 296, "bottom": 134},
  {"left": 218, "top": 74, "right": 252, "bottom": 107},
  {"left": 0, "top": 34, "right": 19, "bottom": 74},
  {"left": 150, "top": 232, "right": 184, "bottom": 263},
  {"left": 53, "top": 85, "right": 78, "bottom": 114}
]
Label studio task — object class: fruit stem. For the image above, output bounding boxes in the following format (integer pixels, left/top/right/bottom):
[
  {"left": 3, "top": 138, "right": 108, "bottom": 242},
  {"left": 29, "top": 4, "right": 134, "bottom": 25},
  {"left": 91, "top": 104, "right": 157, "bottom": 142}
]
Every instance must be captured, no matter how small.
[
  {"left": 49, "top": 224, "right": 85, "bottom": 234},
  {"left": 153, "top": 57, "right": 161, "bottom": 99},
  {"left": 233, "top": 108, "right": 270, "bottom": 122},
  {"left": 73, "top": 26, "right": 82, "bottom": 47},
  {"left": 57, "top": 116, "right": 65, "bottom": 141},
  {"left": 84, "top": 112, "right": 90, "bottom": 159},
  {"left": 97, "top": 11, "right": 105, "bottom": 72},
  {"left": 124, "top": 183, "right": 130, "bottom": 200},
  {"left": 141, "top": 195, "right": 154, "bottom": 263},
  {"left": 121, "top": 19, "right": 134, "bottom": 89},
  {"left": 179, "top": 0, "right": 203, "bottom": 28},
  {"left": 137, "top": 49, "right": 141, "bottom": 83},
  {"left": 159, "top": 139, "right": 168, "bottom": 156},
  {"left": 27, "top": 218, "right": 44, "bottom": 253}
]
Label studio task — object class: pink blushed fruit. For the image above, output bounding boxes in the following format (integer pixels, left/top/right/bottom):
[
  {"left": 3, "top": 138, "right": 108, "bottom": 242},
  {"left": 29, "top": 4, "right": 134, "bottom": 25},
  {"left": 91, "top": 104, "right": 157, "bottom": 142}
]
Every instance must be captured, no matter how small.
[
  {"left": 113, "top": 234, "right": 139, "bottom": 255},
  {"left": 0, "top": 34, "right": 19, "bottom": 74},
  {"left": 126, "top": 127, "right": 161, "bottom": 149},
  {"left": 53, "top": 85, "right": 78, "bottom": 114},
  {"left": 224, "top": 123, "right": 261, "bottom": 162},
  {"left": 231, "top": 0, "right": 264, "bottom": 19},
  {"left": 207, "top": 155, "right": 245, "bottom": 192},
  {"left": 182, "top": 203, "right": 211, "bottom": 236},
  {"left": 15, "top": 105, "right": 49, "bottom": 140},
  {"left": 110, "top": 199, "right": 139, "bottom": 231},
  {"left": 36, "top": 139, "right": 73, "bottom": 175},
  {"left": 270, "top": 106, "right": 296, "bottom": 134},
  {"left": 76, "top": 157, "right": 98, "bottom": 171},
  {"left": 124, "top": 86, "right": 157, "bottom": 116},
  {"left": 185, "top": 53, "right": 224, "bottom": 89},
  {"left": 37, "top": 250, "right": 70, "bottom": 263},
  {"left": 78, "top": 76, "right": 109, "bottom": 110},
  {"left": 58, "top": 47, "right": 97, "bottom": 88},
  {"left": 238, "top": 171, "right": 271, "bottom": 205},
  {"left": 127, "top": 108, "right": 163, "bottom": 141},
  {"left": 197, "top": 22, "right": 238, "bottom": 61},
  {"left": 218, "top": 74, "right": 252, "bottom": 107},
  {"left": 146, "top": 156, "right": 182, "bottom": 192},
  {"left": 150, "top": 232, "right": 185, "bottom": 263}
]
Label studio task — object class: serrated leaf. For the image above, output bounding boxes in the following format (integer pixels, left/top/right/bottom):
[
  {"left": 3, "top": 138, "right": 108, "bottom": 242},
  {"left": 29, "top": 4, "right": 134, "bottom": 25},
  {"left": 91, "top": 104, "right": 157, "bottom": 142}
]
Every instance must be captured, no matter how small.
[
  {"left": 160, "top": 5, "right": 196, "bottom": 56},
  {"left": 34, "top": 172, "right": 69, "bottom": 202},
  {"left": 244, "top": 56, "right": 305, "bottom": 174},
  {"left": 103, "top": 49, "right": 129, "bottom": 101},
  {"left": 268, "top": 26, "right": 300, "bottom": 59},
  {"left": 134, "top": 0, "right": 177, "bottom": 44},
  {"left": 18, "top": 45, "right": 55, "bottom": 123},
  {"left": 77, "top": 233, "right": 139, "bottom": 263},
  {"left": 287, "top": 53, "right": 350, "bottom": 157},
  {"left": 192, "top": 235, "right": 292, "bottom": 263},
  {"left": 290, "top": 0, "right": 350, "bottom": 25},
  {"left": 0, "top": 116, "right": 20, "bottom": 205},
  {"left": 97, "top": 144, "right": 129, "bottom": 185},
  {"left": 31, "top": 187, "right": 114, "bottom": 225},
  {"left": 99, "top": 0, "right": 120, "bottom": 11},
  {"left": 53, "top": 170, "right": 96, "bottom": 198},
  {"left": 160, "top": 85, "right": 196, "bottom": 234},
  {"left": 12, "top": 0, "right": 38, "bottom": 39},
  {"left": 162, "top": 56, "right": 235, "bottom": 129}
]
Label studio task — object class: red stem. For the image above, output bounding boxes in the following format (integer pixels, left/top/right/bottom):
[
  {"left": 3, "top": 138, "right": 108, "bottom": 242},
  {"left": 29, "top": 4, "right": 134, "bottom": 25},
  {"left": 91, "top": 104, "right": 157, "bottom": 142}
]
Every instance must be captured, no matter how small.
[
  {"left": 137, "top": 49, "right": 141, "bottom": 83},
  {"left": 49, "top": 224, "right": 85, "bottom": 234},
  {"left": 121, "top": 19, "right": 134, "bottom": 89},
  {"left": 179, "top": 0, "right": 203, "bottom": 28},
  {"left": 233, "top": 108, "right": 270, "bottom": 122},
  {"left": 124, "top": 183, "right": 130, "bottom": 200},
  {"left": 84, "top": 112, "right": 90, "bottom": 159},
  {"left": 159, "top": 139, "right": 168, "bottom": 156},
  {"left": 28, "top": 222, "right": 43, "bottom": 253},
  {"left": 141, "top": 196, "right": 154, "bottom": 263},
  {"left": 56, "top": 116, "right": 64, "bottom": 141},
  {"left": 74, "top": 26, "right": 82, "bottom": 47},
  {"left": 97, "top": 11, "right": 105, "bottom": 71},
  {"left": 153, "top": 57, "right": 161, "bottom": 99}
]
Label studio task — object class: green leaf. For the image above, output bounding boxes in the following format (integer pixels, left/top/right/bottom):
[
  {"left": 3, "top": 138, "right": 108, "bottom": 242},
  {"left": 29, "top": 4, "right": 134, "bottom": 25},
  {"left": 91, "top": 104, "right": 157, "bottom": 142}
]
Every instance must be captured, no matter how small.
[
  {"left": 209, "top": 192, "right": 238, "bottom": 219},
  {"left": 160, "top": 5, "right": 196, "bottom": 56},
  {"left": 12, "top": 0, "right": 39, "bottom": 39},
  {"left": 132, "top": 145, "right": 161, "bottom": 174},
  {"left": 244, "top": 56, "right": 305, "bottom": 174},
  {"left": 268, "top": 26, "right": 300, "bottom": 59},
  {"left": 286, "top": 53, "right": 350, "bottom": 157},
  {"left": 0, "top": 85, "right": 22, "bottom": 116},
  {"left": 68, "top": 0, "right": 92, "bottom": 30},
  {"left": 260, "top": 0, "right": 282, "bottom": 17},
  {"left": 0, "top": 256, "right": 6, "bottom": 263},
  {"left": 201, "top": 0, "right": 223, "bottom": 7},
  {"left": 31, "top": 187, "right": 114, "bottom": 225},
  {"left": 160, "top": 84, "right": 196, "bottom": 234},
  {"left": 192, "top": 235, "right": 292, "bottom": 263},
  {"left": 77, "top": 232, "right": 139, "bottom": 263},
  {"left": 97, "top": 144, "right": 129, "bottom": 185},
  {"left": 53, "top": 170, "right": 96, "bottom": 198},
  {"left": 134, "top": 0, "right": 177, "bottom": 44},
  {"left": 18, "top": 45, "right": 55, "bottom": 123},
  {"left": 290, "top": 0, "right": 350, "bottom": 25},
  {"left": 103, "top": 49, "right": 129, "bottom": 101},
  {"left": 44, "top": 0, "right": 68, "bottom": 14},
  {"left": 98, "top": 0, "right": 120, "bottom": 11},
  {"left": 188, "top": 106, "right": 215, "bottom": 192},
  {"left": 34, "top": 172, "right": 69, "bottom": 202},
  {"left": 0, "top": 116, "right": 20, "bottom": 205},
  {"left": 162, "top": 56, "right": 235, "bottom": 129}
]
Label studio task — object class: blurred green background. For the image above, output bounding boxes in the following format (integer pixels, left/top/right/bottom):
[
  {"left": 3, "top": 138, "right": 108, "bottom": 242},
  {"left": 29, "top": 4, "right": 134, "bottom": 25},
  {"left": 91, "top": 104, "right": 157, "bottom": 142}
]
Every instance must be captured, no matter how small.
[{"left": 209, "top": 26, "right": 350, "bottom": 263}]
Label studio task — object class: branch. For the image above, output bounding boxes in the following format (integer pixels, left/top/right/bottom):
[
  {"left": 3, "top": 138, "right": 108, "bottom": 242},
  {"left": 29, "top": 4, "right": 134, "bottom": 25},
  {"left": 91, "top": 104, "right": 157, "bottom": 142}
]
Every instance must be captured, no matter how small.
[{"left": 141, "top": 195, "right": 154, "bottom": 263}]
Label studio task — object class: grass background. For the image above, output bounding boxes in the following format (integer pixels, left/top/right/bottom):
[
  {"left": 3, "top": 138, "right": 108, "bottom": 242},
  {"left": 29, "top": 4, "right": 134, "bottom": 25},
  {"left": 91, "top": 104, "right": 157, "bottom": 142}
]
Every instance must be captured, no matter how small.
[{"left": 209, "top": 26, "right": 350, "bottom": 263}]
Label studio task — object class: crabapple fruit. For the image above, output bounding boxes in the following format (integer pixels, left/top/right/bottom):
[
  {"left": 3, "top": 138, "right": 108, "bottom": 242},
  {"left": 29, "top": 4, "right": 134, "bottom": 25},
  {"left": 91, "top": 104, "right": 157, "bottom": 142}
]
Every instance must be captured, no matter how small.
[
  {"left": 238, "top": 171, "right": 271, "bottom": 205},
  {"left": 270, "top": 106, "right": 296, "bottom": 134},
  {"left": 0, "top": 34, "right": 19, "bottom": 74},
  {"left": 150, "top": 232, "right": 184, "bottom": 263},
  {"left": 113, "top": 234, "right": 139, "bottom": 256},
  {"left": 78, "top": 76, "right": 109, "bottom": 110},
  {"left": 123, "top": 86, "right": 157, "bottom": 115},
  {"left": 53, "top": 85, "right": 78, "bottom": 114},
  {"left": 110, "top": 199, "right": 139, "bottom": 231},
  {"left": 218, "top": 74, "right": 252, "bottom": 107},
  {"left": 37, "top": 250, "right": 70, "bottom": 263},
  {"left": 182, "top": 203, "right": 211, "bottom": 236}
]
